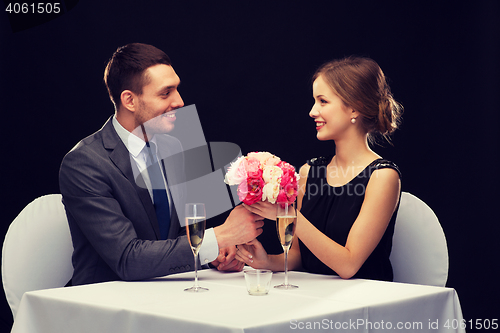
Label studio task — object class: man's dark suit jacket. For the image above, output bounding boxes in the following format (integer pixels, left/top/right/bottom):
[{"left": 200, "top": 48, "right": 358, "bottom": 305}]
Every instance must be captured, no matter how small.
[{"left": 59, "top": 117, "right": 194, "bottom": 285}]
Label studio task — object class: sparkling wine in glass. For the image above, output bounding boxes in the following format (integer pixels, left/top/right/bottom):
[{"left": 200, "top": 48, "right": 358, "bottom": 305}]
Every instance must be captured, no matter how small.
[
  {"left": 184, "top": 203, "right": 208, "bottom": 292},
  {"left": 275, "top": 200, "right": 298, "bottom": 289}
]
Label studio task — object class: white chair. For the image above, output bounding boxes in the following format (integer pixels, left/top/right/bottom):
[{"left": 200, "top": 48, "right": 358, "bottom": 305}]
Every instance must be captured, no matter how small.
[
  {"left": 2, "top": 194, "right": 74, "bottom": 318},
  {"left": 390, "top": 192, "right": 449, "bottom": 287}
]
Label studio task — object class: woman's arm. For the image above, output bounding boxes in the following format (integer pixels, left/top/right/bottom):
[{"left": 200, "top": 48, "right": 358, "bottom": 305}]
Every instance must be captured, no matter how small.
[
  {"left": 296, "top": 168, "right": 400, "bottom": 279},
  {"left": 297, "top": 163, "right": 310, "bottom": 211}
]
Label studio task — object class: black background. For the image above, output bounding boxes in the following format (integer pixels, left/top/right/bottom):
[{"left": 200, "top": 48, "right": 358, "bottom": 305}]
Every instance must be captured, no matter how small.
[{"left": 1, "top": 1, "right": 498, "bottom": 331}]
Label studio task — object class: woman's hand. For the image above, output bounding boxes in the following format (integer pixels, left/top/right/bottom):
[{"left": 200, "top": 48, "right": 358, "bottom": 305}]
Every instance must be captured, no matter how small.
[
  {"left": 243, "top": 201, "right": 277, "bottom": 221},
  {"left": 235, "top": 239, "right": 271, "bottom": 269}
]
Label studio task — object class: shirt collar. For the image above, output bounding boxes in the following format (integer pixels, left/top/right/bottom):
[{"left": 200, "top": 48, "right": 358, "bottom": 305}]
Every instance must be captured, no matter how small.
[{"left": 112, "top": 116, "right": 157, "bottom": 157}]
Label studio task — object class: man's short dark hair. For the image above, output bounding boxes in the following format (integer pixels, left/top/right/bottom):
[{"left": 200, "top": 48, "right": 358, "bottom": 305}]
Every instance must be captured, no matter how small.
[{"left": 104, "top": 43, "right": 172, "bottom": 109}]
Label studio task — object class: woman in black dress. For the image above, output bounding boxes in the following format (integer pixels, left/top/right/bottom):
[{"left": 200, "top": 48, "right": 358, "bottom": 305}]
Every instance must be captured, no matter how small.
[{"left": 237, "top": 56, "right": 403, "bottom": 281}]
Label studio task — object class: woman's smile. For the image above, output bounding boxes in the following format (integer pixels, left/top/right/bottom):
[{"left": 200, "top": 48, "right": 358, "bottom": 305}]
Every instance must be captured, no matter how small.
[{"left": 315, "top": 121, "right": 326, "bottom": 130}]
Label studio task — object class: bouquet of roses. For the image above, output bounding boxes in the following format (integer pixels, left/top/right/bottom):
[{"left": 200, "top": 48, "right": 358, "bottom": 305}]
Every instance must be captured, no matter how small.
[{"left": 224, "top": 152, "right": 299, "bottom": 205}]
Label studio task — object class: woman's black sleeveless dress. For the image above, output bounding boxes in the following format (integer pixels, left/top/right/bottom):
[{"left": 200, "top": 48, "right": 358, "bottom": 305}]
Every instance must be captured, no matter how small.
[{"left": 299, "top": 157, "right": 401, "bottom": 281}]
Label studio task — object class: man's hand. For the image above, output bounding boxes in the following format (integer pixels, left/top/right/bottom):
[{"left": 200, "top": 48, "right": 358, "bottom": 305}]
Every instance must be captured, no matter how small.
[
  {"left": 213, "top": 205, "right": 265, "bottom": 249},
  {"left": 211, "top": 246, "right": 244, "bottom": 271}
]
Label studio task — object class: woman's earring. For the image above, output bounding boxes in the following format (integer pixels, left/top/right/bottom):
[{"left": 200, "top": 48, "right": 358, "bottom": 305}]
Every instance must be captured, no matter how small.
[{"left": 351, "top": 117, "right": 356, "bottom": 124}]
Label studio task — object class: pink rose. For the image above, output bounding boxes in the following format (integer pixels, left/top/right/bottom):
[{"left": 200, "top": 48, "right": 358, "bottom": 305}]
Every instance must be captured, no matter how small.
[
  {"left": 235, "top": 158, "right": 249, "bottom": 182},
  {"left": 278, "top": 161, "right": 295, "bottom": 175},
  {"left": 284, "top": 180, "right": 298, "bottom": 203},
  {"left": 276, "top": 188, "right": 289, "bottom": 204},
  {"left": 276, "top": 182, "right": 298, "bottom": 204},
  {"left": 280, "top": 171, "right": 291, "bottom": 187},
  {"left": 238, "top": 177, "right": 264, "bottom": 205},
  {"left": 246, "top": 157, "right": 263, "bottom": 179},
  {"left": 278, "top": 162, "right": 296, "bottom": 187},
  {"left": 276, "top": 162, "right": 298, "bottom": 204}
]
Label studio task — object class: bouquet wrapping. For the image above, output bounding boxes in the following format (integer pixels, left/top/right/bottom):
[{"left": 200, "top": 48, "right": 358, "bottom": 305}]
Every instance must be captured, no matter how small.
[{"left": 224, "top": 152, "right": 299, "bottom": 205}]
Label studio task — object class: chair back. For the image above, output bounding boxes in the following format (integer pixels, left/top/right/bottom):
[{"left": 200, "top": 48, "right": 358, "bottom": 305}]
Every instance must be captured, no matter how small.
[
  {"left": 390, "top": 192, "right": 448, "bottom": 287},
  {"left": 2, "top": 194, "right": 74, "bottom": 318}
]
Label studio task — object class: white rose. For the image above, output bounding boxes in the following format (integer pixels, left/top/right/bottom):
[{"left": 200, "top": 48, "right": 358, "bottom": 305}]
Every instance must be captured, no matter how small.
[
  {"left": 224, "top": 156, "right": 246, "bottom": 185},
  {"left": 262, "top": 182, "right": 280, "bottom": 204},
  {"left": 262, "top": 165, "right": 283, "bottom": 184},
  {"left": 263, "top": 156, "right": 281, "bottom": 167},
  {"left": 248, "top": 152, "right": 275, "bottom": 164}
]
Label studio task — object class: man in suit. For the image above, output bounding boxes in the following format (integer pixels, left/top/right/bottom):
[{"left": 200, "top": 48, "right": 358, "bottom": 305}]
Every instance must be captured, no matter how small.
[{"left": 59, "top": 43, "right": 264, "bottom": 286}]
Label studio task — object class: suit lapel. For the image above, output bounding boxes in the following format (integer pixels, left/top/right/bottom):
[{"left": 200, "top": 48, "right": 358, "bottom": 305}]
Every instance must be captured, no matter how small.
[{"left": 101, "top": 118, "right": 162, "bottom": 239}]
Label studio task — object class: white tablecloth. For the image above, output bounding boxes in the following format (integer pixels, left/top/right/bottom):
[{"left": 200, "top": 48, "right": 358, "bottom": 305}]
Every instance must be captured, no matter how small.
[{"left": 12, "top": 269, "right": 465, "bottom": 333}]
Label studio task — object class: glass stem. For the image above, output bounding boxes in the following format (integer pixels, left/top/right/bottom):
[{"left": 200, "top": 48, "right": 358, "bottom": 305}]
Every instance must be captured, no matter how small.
[
  {"left": 284, "top": 246, "right": 289, "bottom": 286},
  {"left": 194, "top": 253, "right": 199, "bottom": 288}
]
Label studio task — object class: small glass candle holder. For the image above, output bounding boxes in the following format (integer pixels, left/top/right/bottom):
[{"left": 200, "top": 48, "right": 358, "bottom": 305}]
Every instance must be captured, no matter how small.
[{"left": 244, "top": 270, "right": 273, "bottom": 296}]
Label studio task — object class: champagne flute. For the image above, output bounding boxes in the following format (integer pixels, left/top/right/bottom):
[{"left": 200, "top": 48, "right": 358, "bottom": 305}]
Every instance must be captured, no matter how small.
[
  {"left": 184, "top": 203, "right": 208, "bottom": 292},
  {"left": 274, "top": 200, "right": 298, "bottom": 289}
]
